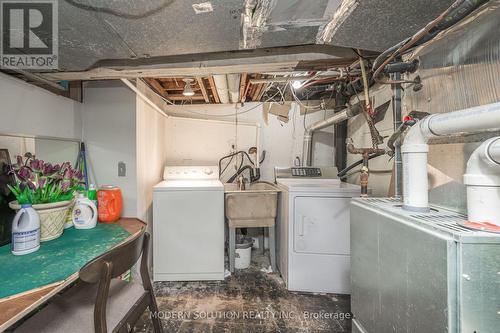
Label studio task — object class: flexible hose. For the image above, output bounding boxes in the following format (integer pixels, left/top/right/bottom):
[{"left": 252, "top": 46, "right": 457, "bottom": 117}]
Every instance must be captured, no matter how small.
[{"left": 337, "top": 152, "right": 385, "bottom": 178}]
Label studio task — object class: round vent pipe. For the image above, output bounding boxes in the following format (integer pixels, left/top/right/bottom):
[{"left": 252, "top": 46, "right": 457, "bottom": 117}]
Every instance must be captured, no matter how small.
[
  {"left": 302, "top": 104, "right": 362, "bottom": 166},
  {"left": 401, "top": 102, "right": 500, "bottom": 212},
  {"left": 464, "top": 136, "right": 500, "bottom": 227}
]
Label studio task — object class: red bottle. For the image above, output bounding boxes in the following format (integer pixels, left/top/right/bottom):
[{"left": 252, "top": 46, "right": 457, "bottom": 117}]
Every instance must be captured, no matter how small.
[{"left": 97, "top": 186, "right": 123, "bottom": 223}]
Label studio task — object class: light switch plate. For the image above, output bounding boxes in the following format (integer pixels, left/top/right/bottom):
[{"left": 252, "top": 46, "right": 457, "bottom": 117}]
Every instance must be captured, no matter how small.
[{"left": 118, "top": 161, "right": 126, "bottom": 177}]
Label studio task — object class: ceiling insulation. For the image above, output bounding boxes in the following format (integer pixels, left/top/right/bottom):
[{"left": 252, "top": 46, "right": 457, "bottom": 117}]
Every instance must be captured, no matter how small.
[
  {"left": 3, "top": 0, "right": 460, "bottom": 82},
  {"left": 321, "top": 0, "right": 455, "bottom": 51}
]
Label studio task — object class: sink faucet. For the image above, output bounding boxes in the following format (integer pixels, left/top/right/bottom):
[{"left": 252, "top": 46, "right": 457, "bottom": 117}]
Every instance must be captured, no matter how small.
[{"left": 237, "top": 175, "right": 246, "bottom": 190}]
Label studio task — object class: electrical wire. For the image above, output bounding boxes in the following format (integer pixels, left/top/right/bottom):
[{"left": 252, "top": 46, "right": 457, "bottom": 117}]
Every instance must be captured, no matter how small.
[
  {"left": 141, "top": 77, "right": 283, "bottom": 118},
  {"left": 290, "top": 86, "right": 323, "bottom": 111},
  {"left": 372, "top": 0, "right": 486, "bottom": 85},
  {"left": 64, "top": 0, "right": 173, "bottom": 19}
]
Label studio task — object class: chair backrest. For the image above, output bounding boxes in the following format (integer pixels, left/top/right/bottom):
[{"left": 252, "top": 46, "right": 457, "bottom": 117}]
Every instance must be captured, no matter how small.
[{"left": 79, "top": 228, "right": 146, "bottom": 283}]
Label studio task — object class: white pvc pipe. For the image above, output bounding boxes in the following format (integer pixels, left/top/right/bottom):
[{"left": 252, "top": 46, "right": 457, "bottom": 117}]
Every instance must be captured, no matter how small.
[
  {"left": 464, "top": 137, "right": 500, "bottom": 226},
  {"left": 256, "top": 124, "right": 261, "bottom": 168},
  {"left": 213, "top": 75, "right": 230, "bottom": 104},
  {"left": 121, "top": 78, "right": 169, "bottom": 118},
  {"left": 401, "top": 102, "right": 500, "bottom": 211}
]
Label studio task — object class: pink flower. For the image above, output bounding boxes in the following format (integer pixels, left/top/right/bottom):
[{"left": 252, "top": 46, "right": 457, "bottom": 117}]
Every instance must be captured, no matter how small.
[
  {"left": 38, "top": 177, "right": 47, "bottom": 188},
  {"left": 27, "top": 181, "right": 36, "bottom": 190},
  {"left": 61, "top": 180, "right": 71, "bottom": 192},
  {"left": 17, "top": 167, "right": 31, "bottom": 180},
  {"left": 64, "top": 168, "right": 73, "bottom": 179},
  {"left": 29, "top": 159, "right": 44, "bottom": 172}
]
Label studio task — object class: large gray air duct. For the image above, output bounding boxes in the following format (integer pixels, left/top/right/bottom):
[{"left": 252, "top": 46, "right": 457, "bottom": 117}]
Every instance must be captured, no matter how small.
[{"left": 302, "top": 105, "right": 362, "bottom": 166}]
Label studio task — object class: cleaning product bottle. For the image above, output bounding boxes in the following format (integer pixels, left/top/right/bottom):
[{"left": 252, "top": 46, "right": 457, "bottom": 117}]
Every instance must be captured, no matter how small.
[
  {"left": 87, "top": 184, "right": 98, "bottom": 207},
  {"left": 72, "top": 193, "right": 98, "bottom": 229},
  {"left": 11, "top": 204, "right": 40, "bottom": 255},
  {"left": 64, "top": 192, "right": 78, "bottom": 229}
]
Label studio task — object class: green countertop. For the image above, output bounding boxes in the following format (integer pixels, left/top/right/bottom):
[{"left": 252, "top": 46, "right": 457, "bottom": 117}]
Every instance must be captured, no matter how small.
[{"left": 0, "top": 223, "right": 130, "bottom": 299}]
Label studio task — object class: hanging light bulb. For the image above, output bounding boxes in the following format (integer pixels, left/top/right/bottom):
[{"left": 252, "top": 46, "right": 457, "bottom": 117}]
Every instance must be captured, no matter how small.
[
  {"left": 182, "top": 78, "right": 195, "bottom": 96},
  {"left": 292, "top": 80, "right": 303, "bottom": 89}
]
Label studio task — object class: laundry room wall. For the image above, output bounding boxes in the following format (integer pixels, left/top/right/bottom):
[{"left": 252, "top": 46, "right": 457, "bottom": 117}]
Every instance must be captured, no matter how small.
[
  {"left": 135, "top": 80, "right": 169, "bottom": 224},
  {"left": 163, "top": 103, "right": 335, "bottom": 182},
  {"left": 81, "top": 81, "right": 138, "bottom": 218},
  {"left": 0, "top": 72, "right": 82, "bottom": 140}
]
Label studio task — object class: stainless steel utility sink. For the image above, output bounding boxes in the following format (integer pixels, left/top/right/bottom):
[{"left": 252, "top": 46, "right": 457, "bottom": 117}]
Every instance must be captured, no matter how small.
[{"left": 224, "top": 182, "right": 280, "bottom": 228}]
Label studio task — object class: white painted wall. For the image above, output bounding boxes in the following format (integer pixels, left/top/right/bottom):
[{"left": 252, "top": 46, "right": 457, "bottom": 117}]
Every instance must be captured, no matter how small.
[
  {"left": 136, "top": 81, "right": 168, "bottom": 224},
  {"left": 34, "top": 138, "right": 79, "bottom": 165},
  {"left": 163, "top": 103, "right": 335, "bottom": 182},
  {"left": 81, "top": 83, "right": 138, "bottom": 217},
  {"left": 0, "top": 72, "right": 81, "bottom": 139}
]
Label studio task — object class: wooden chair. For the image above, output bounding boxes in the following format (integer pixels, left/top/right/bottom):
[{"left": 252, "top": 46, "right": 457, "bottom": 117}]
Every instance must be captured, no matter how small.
[{"left": 15, "top": 229, "right": 163, "bottom": 333}]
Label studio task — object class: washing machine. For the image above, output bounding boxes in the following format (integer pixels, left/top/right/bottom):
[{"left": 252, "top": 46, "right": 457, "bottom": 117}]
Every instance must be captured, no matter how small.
[
  {"left": 275, "top": 166, "right": 361, "bottom": 294},
  {"left": 153, "top": 166, "right": 224, "bottom": 281}
]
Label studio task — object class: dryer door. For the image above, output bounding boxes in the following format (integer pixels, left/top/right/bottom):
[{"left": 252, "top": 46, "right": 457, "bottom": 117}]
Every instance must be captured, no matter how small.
[{"left": 293, "top": 196, "right": 351, "bottom": 255}]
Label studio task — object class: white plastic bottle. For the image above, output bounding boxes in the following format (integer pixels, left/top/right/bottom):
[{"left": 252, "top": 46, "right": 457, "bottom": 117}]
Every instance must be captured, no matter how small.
[
  {"left": 11, "top": 204, "right": 41, "bottom": 255},
  {"left": 72, "top": 194, "right": 98, "bottom": 229}
]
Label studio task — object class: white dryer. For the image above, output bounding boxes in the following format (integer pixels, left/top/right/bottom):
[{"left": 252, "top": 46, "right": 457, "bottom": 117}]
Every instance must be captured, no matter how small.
[
  {"left": 153, "top": 166, "right": 224, "bottom": 281},
  {"left": 275, "top": 167, "right": 361, "bottom": 294}
]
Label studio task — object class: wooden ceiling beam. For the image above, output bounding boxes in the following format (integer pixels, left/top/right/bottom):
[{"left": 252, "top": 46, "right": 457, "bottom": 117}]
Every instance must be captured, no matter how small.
[
  {"left": 196, "top": 77, "right": 210, "bottom": 103},
  {"left": 146, "top": 78, "right": 167, "bottom": 97},
  {"left": 257, "top": 83, "right": 269, "bottom": 101},
  {"left": 239, "top": 73, "right": 247, "bottom": 103},
  {"left": 252, "top": 83, "right": 264, "bottom": 101},
  {"left": 207, "top": 76, "right": 220, "bottom": 103}
]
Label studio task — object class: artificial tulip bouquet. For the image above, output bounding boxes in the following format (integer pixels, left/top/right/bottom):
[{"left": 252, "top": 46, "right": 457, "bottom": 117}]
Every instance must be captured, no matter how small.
[{"left": 7, "top": 153, "right": 84, "bottom": 205}]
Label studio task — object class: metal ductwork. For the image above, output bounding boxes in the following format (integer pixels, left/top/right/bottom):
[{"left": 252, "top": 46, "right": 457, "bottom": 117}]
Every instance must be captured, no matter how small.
[
  {"left": 226, "top": 74, "right": 241, "bottom": 103},
  {"left": 213, "top": 74, "right": 230, "bottom": 104},
  {"left": 302, "top": 104, "right": 362, "bottom": 166}
]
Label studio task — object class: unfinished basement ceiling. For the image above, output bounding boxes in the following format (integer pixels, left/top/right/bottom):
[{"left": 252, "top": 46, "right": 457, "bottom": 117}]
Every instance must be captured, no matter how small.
[
  {"left": 51, "top": 0, "right": 453, "bottom": 74},
  {"left": 322, "top": 0, "right": 454, "bottom": 51}
]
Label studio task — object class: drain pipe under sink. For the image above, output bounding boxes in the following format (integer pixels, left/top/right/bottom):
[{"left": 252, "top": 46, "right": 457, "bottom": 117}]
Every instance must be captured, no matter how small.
[{"left": 401, "top": 102, "right": 500, "bottom": 212}]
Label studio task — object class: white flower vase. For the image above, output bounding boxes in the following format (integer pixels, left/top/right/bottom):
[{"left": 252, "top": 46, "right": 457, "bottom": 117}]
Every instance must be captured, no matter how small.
[{"left": 9, "top": 200, "right": 74, "bottom": 241}]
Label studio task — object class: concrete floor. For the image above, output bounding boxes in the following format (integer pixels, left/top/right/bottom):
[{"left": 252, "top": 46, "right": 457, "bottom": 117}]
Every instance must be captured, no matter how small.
[{"left": 135, "top": 252, "right": 352, "bottom": 333}]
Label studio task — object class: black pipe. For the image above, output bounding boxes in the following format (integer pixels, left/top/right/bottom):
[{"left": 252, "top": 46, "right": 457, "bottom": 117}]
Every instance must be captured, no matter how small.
[
  {"left": 372, "top": 0, "right": 488, "bottom": 73},
  {"left": 337, "top": 152, "right": 385, "bottom": 178},
  {"left": 387, "top": 119, "right": 416, "bottom": 156},
  {"left": 227, "top": 166, "right": 261, "bottom": 183},
  {"left": 382, "top": 60, "right": 419, "bottom": 74}
]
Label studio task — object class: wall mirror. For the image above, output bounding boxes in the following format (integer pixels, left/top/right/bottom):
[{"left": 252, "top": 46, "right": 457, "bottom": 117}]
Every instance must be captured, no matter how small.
[{"left": 0, "top": 134, "right": 80, "bottom": 246}]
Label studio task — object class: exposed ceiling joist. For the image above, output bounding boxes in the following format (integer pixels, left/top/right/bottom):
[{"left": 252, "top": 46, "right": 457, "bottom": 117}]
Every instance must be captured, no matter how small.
[
  {"left": 207, "top": 76, "right": 220, "bottom": 104},
  {"left": 239, "top": 73, "right": 248, "bottom": 103},
  {"left": 196, "top": 77, "right": 210, "bottom": 103}
]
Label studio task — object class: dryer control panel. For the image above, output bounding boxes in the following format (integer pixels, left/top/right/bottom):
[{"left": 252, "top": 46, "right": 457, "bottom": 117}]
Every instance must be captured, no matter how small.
[
  {"left": 291, "top": 167, "right": 322, "bottom": 177},
  {"left": 274, "top": 166, "right": 338, "bottom": 181}
]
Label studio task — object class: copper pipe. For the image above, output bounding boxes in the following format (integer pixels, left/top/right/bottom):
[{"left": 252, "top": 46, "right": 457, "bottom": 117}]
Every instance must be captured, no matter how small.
[{"left": 347, "top": 141, "right": 385, "bottom": 196}]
